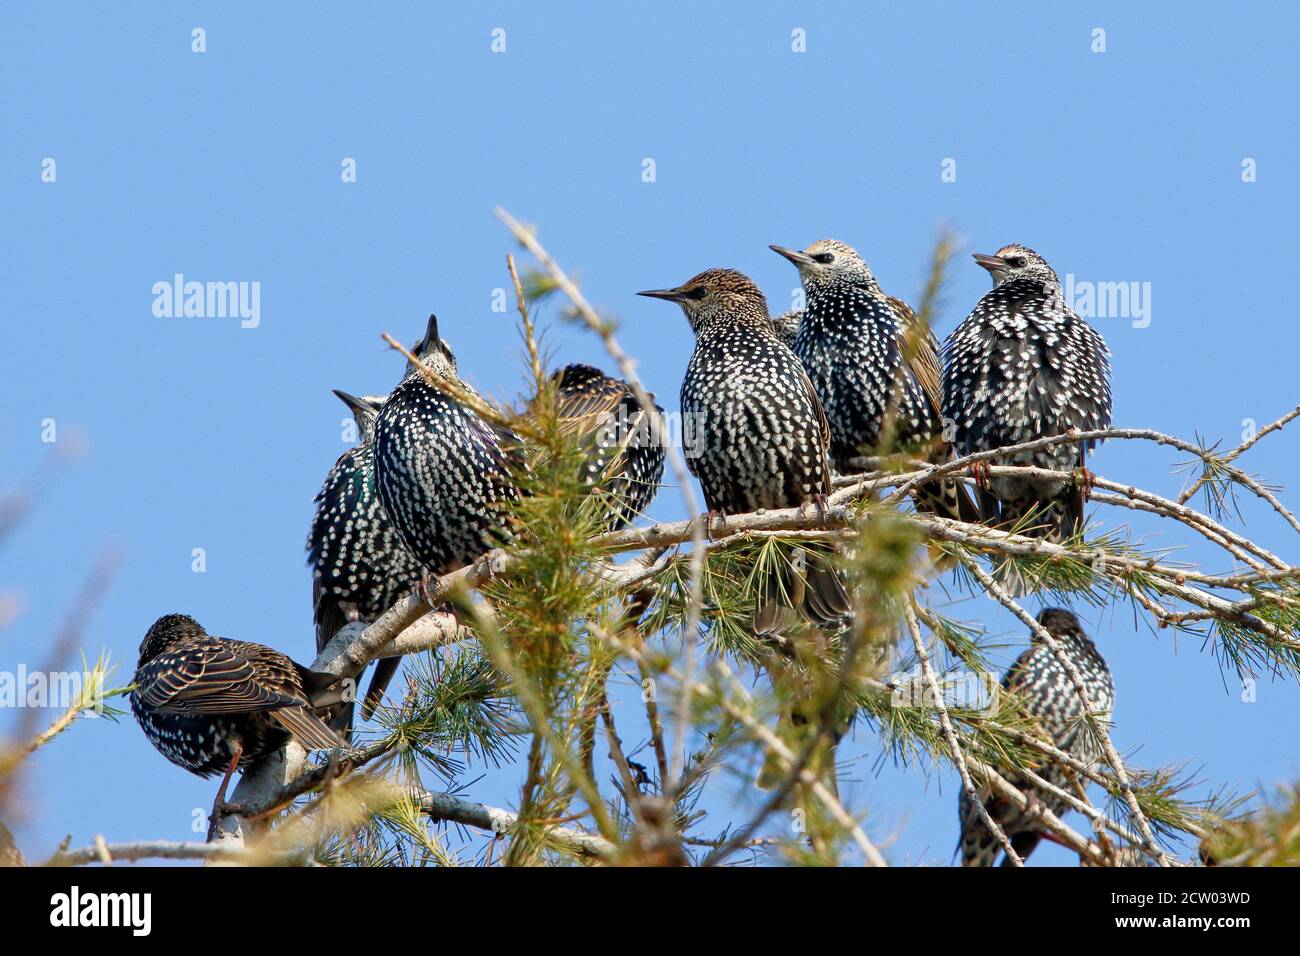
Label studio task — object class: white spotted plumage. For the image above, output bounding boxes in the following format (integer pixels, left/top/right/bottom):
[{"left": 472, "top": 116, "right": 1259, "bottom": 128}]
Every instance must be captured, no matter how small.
[
  {"left": 958, "top": 608, "right": 1115, "bottom": 866},
  {"left": 942, "top": 244, "right": 1112, "bottom": 541}
]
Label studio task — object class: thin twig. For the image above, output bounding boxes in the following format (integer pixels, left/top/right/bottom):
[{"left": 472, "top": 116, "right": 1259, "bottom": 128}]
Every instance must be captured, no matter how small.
[
  {"left": 902, "top": 602, "right": 1022, "bottom": 866},
  {"left": 494, "top": 206, "right": 708, "bottom": 801}
]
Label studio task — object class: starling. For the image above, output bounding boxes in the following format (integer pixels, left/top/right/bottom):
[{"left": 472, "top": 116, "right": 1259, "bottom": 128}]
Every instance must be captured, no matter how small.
[
  {"left": 307, "top": 389, "right": 424, "bottom": 728},
  {"left": 771, "top": 239, "right": 979, "bottom": 525},
  {"left": 373, "top": 313, "right": 522, "bottom": 583},
  {"left": 942, "top": 244, "right": 1112, "bottom": 543},
  {"left": 957, "top": 607, "right": 1115, "bottom": 866},
  {"left": 130, "top": 614, "right": 346, "bottom": 818},
  {"left": 769, "top": 309, "right": 803, "bottom": 350},
  {"left": 545, "top": 363, "right": 666, "bottom": 529},
  {"left": 638, "top": 268, "right": 849, "bottom": 634}
]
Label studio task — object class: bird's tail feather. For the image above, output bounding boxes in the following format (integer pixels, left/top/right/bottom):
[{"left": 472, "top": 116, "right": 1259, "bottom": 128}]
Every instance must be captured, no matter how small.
[
  {"left": 914, "top": 476, "right": 981, "bottom": 570},
  {"left": 360, "top": 657, "right": 401, "bottom": 722},
  {"left": 753, "top": 547, "right": 850, "bottom": 637},
  {"left": 913, "top": 476, "right": 981, "bottom": 524},
  {"left": 989, "top": 494, "right": 1084, "bottom": 596},
  {"left": 296, "top": 666, "right": 354, "bottom": 738},
  {"left": 272, "top": 705, "right": 349, "bottom": 752}
]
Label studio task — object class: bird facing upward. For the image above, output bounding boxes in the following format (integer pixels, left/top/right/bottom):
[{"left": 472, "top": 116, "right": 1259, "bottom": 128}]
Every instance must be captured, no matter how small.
[
  {"left": 771, "top": 238, "right": 978, "bottom": 526},
  {"left": 307, "top": 389, "right": 425, "bottom": 730},
  {"left": 638, "top": 268, "right": 849, "bottom": 634},
  {"left": 942, "top": 244, "right": 1112, "bottom": 554},
  {"left": 372, "top": 314, "right": 522, "bottom": 579},
  {"left": 957, "top": 607, "right": 1115, "bottom": 866}
]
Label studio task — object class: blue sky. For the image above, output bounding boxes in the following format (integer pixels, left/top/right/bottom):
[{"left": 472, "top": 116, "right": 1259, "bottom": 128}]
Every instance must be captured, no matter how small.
[{"left": 3, "top": 3, "right": 1299, "bottom": 864}]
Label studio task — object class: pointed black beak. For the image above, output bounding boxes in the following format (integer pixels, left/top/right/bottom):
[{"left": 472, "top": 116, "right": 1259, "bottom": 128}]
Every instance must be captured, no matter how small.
[
  {"left": 637, "top": 287, "right": 688, "bottom": 303},
  {"left": 972, "top": 253, "right": 1009, "bottom": 273},
  {"left": 770, "top": 244, "right": 815, "bottom": 267},
  {"left": 414, "top": 313, "right": 440, "bottom": 353},
  {"left": 332, "top": 389, "right": 369, "bottom": 415}
]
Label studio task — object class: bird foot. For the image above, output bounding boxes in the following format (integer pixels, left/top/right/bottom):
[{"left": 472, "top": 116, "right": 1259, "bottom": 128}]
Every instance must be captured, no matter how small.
[
  {"left": 702, "top": 510, "right": 728, "bottom": 540},
  {"left": 205, "top": 801, "right": 260, "bottom": 840},
  {"left": 417, "top": 573, "right": 441, "bottom": 609},
  {"left": 205, "top": 748, "right": 243, "bottom": 841},
  {"left": 969, "top": 459, "right": 991, "bottom": 491},
  {"left": 804, "top": 493, "right": 831, "bottom": 522},
  {"left": 1077, "top": 466, "right": 1097, "bottom": 501},
  {"left": 473, "top": 548, "right": 508, "bottom": 583}
]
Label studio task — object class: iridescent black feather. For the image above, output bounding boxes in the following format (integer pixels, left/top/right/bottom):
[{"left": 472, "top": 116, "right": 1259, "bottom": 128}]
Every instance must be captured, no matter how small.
[
  {"left": 957, "top": 608, "right": 1115, "bottom": 866},
  {"left": 131, "top": 614, "right": 346, "bottom": 778}
]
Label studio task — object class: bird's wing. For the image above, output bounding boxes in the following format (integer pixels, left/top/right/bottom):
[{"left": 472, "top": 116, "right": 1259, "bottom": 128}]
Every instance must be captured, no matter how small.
[
  {"left": 888, "top": 295, "right": 944, "bottom": 422},
  {"left": 550, "top": 365, "right": 627, "bottom": 438},
  {"left": 792, "top": 358, "right": 835, "bottom": 495},
  {"left": 552, "top": 365, "right": 663, "bottom": 485},
  {"left": 137, "top": 641, "right": 303, "bottom": 715}
]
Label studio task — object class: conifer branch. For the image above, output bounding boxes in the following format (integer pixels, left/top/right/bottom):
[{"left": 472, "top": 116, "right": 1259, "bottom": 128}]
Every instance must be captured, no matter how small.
[
  {"left": 1178, "top": 404, "right": 1300, "bottom": 507},
  {"left": 966, "top": 562, "right": 1174, "bottom": 866},
  {"left": 902, "top": 602, "right": 1023, "bottom": 866}
]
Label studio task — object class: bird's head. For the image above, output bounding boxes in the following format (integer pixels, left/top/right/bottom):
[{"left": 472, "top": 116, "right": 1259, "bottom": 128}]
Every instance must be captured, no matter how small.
[
  {"left": 972, "top": 244, "right": 1057, "bottom": 286},
  {"left": 407, "top": 313, "right": 460, "bottom": 381},
  {"left": 138, "top": 613, "right": 205, "bottom": 665},
  {"left": 770, "top": 239, "right": 875, "bottom": 288},
  {"left": 1035, "top": 607, "right": 1085, "bottom": 641},
  {"left": 332, "top": 390, "right": 386, "bottom": 441},
  {"left": 638, "top": 268, "right": 768, "bottom": 334}
]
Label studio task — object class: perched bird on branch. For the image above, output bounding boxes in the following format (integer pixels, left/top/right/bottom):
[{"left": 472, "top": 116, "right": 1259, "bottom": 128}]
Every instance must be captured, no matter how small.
[
  {"left": 130, "top": 614, "right": 347, "bottom": 827},
  {"left": 957, "top": 607, "right": 1115, "bottom": 866},
  {"left": 374, "top": 314, "right": 522, "bottom": 587},
  {"left": 638, "top": 268, "right": 849, "bottom": 635},
  {"left": 545, "top": 363, "right": 666, "bottom": 530},
  {"left": 771, "top": 239, "right": 978, "bottom": 527},
  {"left": 942, "top": 244, "right": 1112, "bottom": 552},
  {"left": 308, "top": 390, "right": 425, "bottom": 730}
]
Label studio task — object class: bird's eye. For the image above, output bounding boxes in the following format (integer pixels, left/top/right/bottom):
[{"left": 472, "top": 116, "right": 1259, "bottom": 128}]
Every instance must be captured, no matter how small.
[
  {"left": 813, "top": 253, "right": 835, "bottom": 264},
  {"left": 1010, "top": 256, "right": 1028, "bottom": 268},
  {"left": 685, "top": 286, "right": 708, "bottom": 300}
]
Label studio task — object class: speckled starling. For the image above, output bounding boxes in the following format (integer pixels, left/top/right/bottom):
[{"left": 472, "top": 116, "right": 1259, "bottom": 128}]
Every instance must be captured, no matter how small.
[
  {"left": 772, "top": 239, "right": 978, "bottom": 524},
  {"left": 130, "top": 614, "right": 346, "bottom": 811},
  {"left": 769, "top": 309, "right": 802, "bottom": 350},
  {"left": 638, "top": 268, "right": 849, "bottom": 634},
  {"left": 307, "top": 389, "right": 424, "bottom": 728},
  {"left": 942, "top": 245, "right": 1112, "bottom": 542},
  {"left": 373, "top": 313, "right": 522, "bottom": 579},
  {"left": 958, "top": 607, "right": 1115, "bottom": 866},
  {"left": 546, "top": 363, "right": 666, "bottom": 529}
]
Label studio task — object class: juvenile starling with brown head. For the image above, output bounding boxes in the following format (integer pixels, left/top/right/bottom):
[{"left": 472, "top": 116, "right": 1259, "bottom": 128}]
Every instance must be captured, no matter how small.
[{"left": 638, "top": 268, "right": 849, "bottom": 634}]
